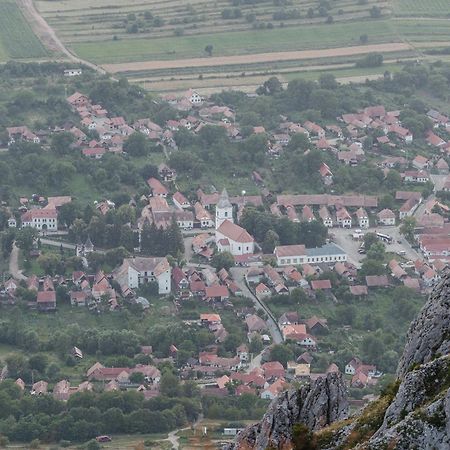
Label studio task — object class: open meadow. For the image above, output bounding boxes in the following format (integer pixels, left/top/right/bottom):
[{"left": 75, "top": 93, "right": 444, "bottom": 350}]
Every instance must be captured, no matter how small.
[{"left": 0, "top": 0, "right": 48, "bottom": 61}]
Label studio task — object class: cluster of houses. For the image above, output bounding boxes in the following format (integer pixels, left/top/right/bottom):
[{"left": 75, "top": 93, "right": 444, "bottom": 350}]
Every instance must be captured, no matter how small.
[
  {"left": 10, "top": 357, "right": 161, "bottom": 402},
  {"left": 171, "top": 265, "right": 242, "bottom": 304},
  {"left": 189, "top": 310, "right": 381, "bottom": 395}
]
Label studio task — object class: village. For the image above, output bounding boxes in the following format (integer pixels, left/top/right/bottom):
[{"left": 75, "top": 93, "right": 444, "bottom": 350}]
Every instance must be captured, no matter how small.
[{"left": 1, "top": 81, "right": 450, "bottom": 420}]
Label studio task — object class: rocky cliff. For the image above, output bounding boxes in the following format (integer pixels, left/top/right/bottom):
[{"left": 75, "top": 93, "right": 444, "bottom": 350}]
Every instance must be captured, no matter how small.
[
  {"left": 228, "top": 275, "right": 450, "bottom": 450},
  {"left": 225, "top": 372, "right": 348, "bottom": 450}
]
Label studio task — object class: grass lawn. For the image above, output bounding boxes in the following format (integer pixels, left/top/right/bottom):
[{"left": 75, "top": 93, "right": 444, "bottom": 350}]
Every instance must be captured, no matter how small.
[
  {"left": 0, "top": 0, "right": 48, "bottom": 61},
  {"left": 71, "top": 20, "right": 397, "bottom": 64}
]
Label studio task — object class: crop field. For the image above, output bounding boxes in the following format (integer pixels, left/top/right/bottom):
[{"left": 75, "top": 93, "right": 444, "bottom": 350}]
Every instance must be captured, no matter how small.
[
  {"left": 393, "top": 0, "right": 450, "bottom": 17},
  {"left": 29, "top": 0, "right": 450, "bottom": 92},
  {"left": 0, "top": 0, "right": 48, "bottom": 61}
]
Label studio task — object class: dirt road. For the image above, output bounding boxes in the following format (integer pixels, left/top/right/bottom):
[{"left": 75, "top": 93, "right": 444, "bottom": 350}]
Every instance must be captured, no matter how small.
[
  {"left": 103, "top": 42, "right": 413, "bottom": 73},
  {"left": 16, "top": 0, "right": 106, "bottom": 74},
  {"left": 9, "top": 244, "right": 27, "bottom": 281}
]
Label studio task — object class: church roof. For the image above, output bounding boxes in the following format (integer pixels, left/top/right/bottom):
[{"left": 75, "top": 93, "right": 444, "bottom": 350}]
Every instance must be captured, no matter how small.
[
  {"left": 217, "top": 188, "right": 232, "bottom": 209},
  {"left": 217, "top": 220, "right": 254, "bottom": 243}
]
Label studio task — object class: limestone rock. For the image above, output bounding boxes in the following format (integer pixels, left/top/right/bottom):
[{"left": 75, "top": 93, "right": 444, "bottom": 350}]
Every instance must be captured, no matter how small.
[
  {"left": 397, "top": 275, "right": 450, "bottom": 378},
  {"left": 226, "top": 372, "right": 348, "bottom": 450}
]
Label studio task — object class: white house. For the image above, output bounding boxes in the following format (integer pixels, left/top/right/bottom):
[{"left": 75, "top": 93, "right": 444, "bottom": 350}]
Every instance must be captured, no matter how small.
[
  {"left": 377, "top": 209, "right": 396, "bottom": 226},
  {"left": 113, "top": 257, "right": 171, "bottom": 295},
  {"left": 174, "top": 210, "right": 194, "bottom": 229},
  {"left": 216, "top": 220, "right": 255, "bottom": 256},
  {"left": 355, "top": 208, "right": 369, "bottom": 229},
  {"left": 8, "top": 216, "right": 17, "bottom": 228},
  {"left": 186, "top": 89, "right": 203, "bottom": 105},
  {"left": 64, "top": 68, "right": 82, "bottom": 77},
  {"left": 21, "top": 208, "right": 58, "bottom": 231},
  {"left": 194, "top": 202, "right": 214, "bottom": 228},
  {"left": 173, "top": 191, "right": 190, "bottom": 210},
  {"left": 336, "top": 207, "right": 352, "bottom": 228},
  {"left": 404, "top": 171, "right": 429, "bottom": 184},
  {"left": 345, "top": 358, "right": 362, "bottom": 375},
  {"left": 319, "top": 206, "right": 333, "bottom": 227}
]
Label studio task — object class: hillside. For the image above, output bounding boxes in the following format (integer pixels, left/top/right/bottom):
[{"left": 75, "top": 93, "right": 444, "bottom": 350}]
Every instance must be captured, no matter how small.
[{"left": 227, "top": 274, "right": 450, "bottom": 449}]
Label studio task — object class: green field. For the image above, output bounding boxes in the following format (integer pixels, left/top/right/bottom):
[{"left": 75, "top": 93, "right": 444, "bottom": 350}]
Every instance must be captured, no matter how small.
[
  {"left": 71, "top": 19, "right": 398, "bottom": 64},
  {"left": 393, "top": 0, "right": 450, "bottom": 16},
  {"left": 0, "top": 0, "right": 48, "bottom": 61}
]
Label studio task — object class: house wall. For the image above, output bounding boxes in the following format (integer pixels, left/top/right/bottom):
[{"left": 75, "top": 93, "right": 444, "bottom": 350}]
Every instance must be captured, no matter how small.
[
  {"left": 277, "top": 252, "right": 347, "bottom": 266},
  {"left": 216, "top": 230, "right": 254, "bottom": 255},
  {"left": 379, "top": 217, "right": 395, "bottom": 226},
  {"left": 157, "top": 270, "right": 171, "bottom": 294}
]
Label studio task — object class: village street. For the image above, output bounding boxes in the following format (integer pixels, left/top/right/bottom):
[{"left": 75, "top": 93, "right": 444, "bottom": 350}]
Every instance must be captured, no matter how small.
[{"left": 230, "top": 266, "right": 283, "bottom": 345}]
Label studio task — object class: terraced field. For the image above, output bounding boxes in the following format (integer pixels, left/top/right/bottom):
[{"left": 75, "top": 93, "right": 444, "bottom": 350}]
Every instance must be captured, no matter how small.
[
  {"left": 29, "top": 0, "right": 450, "bottom": 92},
  {"left": 0, "top": 0, "right": 48, "bottom": 61},
  {"left": 393, "top": 0, "right": 450, "bottom": 17}
]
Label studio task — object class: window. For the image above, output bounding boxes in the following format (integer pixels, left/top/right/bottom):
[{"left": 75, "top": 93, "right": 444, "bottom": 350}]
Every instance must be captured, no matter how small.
[{"left": 224, "top": 212, "right": 228, "bottom": 217}]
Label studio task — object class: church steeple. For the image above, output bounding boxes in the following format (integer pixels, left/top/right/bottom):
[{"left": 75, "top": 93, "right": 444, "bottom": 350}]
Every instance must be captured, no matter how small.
[{"left": 215, "top": 188, "right": 233, "bottom": 229}]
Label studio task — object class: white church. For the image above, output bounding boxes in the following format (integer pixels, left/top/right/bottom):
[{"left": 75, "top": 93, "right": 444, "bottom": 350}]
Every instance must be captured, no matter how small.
[{"left": 215, "top": 189, "right": 255, "bottom": 256}]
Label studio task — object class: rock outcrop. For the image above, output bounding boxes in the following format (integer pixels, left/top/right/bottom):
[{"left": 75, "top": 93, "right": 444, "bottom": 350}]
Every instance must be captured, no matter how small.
[
  {"left": 228, "top": 275, "right": 450, "bottom": 449},
  {"left": 397, "top": 275, "right": 450, "bottom": 378},
  {"left": 226, "top": 372, "right": 348, "bottom": 450}
]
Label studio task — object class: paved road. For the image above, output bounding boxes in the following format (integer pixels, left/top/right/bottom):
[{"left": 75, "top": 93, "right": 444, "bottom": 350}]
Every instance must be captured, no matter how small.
[
  {"left": 231, "top": 267, "right": 283, "bottom": 344},
  {"left": 248, "top": 351, "right": 263, "bottom": 372},
  {"left": 40, "top": 238, "right": 76, "bottom": 250},
  {"left": 9, "top": 244, "right": 27, "bottom": 280}
]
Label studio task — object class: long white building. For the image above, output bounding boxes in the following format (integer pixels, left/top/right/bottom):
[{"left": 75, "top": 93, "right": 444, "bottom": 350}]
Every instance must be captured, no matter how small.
[{"left": 274, "top": 243, "right": 347, "bottom": 266}]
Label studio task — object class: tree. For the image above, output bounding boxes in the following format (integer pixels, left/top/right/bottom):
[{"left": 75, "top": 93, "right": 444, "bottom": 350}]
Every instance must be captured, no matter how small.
[
  {"left": 369, "top": 5, "right": 381, "bottom": 18},
  {"left": 262, "top": 230, "right": 280, "bottom": 253},
  {"left": 160, "top": 370, "right": 180, "bottom": 397},
  {"left": 356, "top": 53, "right": 383, "bottom": 68},
  {"left": 249, "top": 336, "right": 263, "bottom": 354},
  {"left": 15, "top": 227, "right": 37, "bottom": 252},
  {"left": 5, "top": 354, "right": 28, "bottom": 379},
  {"left": 1, "top": 230, "right": 15, "bottom": 257},
  {"left": 366, "top": 241, "right": 385, "bottom": 261},
  {"left": 86, "top": 440, "right": 101, "bottom": 450},
  {"left": 211, "top": 251, "right": 235, "bottom": 271},
  {"left": 204, "top": 45, "right": 213, "bottom": 56},
  {"left": 319, "top": 73, "right": 338, "bottom": 90},
  {"left": 129, "top": 372, "right": 145, "bottom": 384},
  {"left": 256, "top": 77, "right": 283, "bottom": 96},
  {"left": 50, "top": 132, "right": 75, "bottom": 155},
  {"left": 360, "top": 34, "right": 368, "bottom": 44},
  {"left": 360, "top": 259, "right": 385, "bottom": 277},
  {"left": 363, "top": 233, "right": 378, "bottom": 252},
  {"left": 270, "top": 344, "right": 294, "bottom": 367},
  {"left": 123, "top": 132, "right": 149, "bottom": 156},
  {"left": 28, "top": 354, "right": 48, "bottom": 374},
  {"left": 385, "top": 170, "right": 402, "bottom": 190},
  {"left": 400, "top": 216, "right": 416, "bottom": 242}
]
